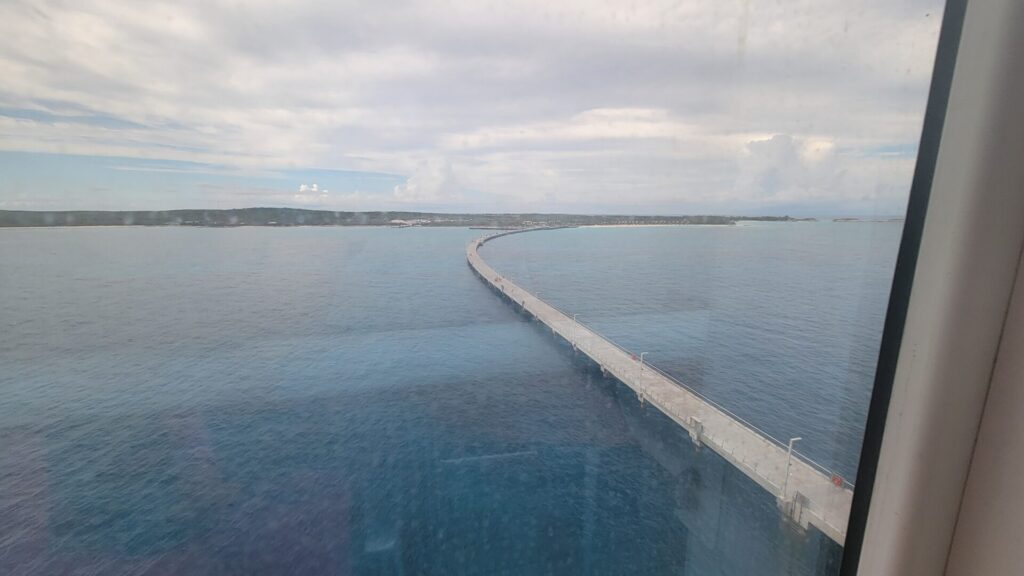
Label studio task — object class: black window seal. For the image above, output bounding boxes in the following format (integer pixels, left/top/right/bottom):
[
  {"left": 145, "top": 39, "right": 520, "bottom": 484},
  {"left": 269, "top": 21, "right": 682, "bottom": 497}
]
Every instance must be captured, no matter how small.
[{"left": 841, "top": 1, "right": 969, "bottom": 573}]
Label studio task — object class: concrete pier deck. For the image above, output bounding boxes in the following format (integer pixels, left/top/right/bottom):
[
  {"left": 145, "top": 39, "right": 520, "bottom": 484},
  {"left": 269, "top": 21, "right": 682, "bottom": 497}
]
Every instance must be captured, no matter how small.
[{"left": 467, "top": 228, "right": 853, "bottom": 546}]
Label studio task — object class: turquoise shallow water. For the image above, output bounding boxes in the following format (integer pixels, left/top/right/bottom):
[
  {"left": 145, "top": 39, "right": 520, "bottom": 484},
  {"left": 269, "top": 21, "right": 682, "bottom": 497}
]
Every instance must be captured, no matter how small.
[{"left": 0, "top": 224, "right": 896, "bottom": 575}]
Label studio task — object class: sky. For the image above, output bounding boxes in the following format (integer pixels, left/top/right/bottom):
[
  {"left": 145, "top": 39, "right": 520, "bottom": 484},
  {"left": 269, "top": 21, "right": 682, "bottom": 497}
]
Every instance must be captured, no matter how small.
[{"left": 0, "top": 0, "right": 944, "bottom": 215}]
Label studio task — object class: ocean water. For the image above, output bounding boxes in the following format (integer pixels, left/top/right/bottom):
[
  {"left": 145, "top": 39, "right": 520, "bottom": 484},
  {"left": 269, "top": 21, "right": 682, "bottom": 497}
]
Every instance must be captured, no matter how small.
[
  {"left": 0, "top": 223, "right": 898, "bottom": 575},
  {"left": 482, "top": 223, "right": 900, "bottom": 479}
]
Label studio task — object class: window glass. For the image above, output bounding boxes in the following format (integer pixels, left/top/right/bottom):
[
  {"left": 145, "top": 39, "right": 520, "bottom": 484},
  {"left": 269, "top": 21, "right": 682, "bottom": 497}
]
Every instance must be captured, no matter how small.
[{"left": 0, "top": 1, "right": 944, "bottom": 574}]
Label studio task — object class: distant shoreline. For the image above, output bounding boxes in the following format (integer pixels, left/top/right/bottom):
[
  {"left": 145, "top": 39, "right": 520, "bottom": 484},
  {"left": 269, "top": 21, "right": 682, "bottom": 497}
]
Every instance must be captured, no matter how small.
[
  {"left": 1, "top": 223, "right": 747, "bottom": 231},
  {"left": 0, "top": 223, "right": 751, "bottom": 231},
  {"left": 0, "top": 224, "right": 400, "bottom": 230},
  {"left": 583, "top": 223, "right": 733, "bottom": 228},
  {"left": 0, "top": 208, "right": 815, "bottom": 228}
]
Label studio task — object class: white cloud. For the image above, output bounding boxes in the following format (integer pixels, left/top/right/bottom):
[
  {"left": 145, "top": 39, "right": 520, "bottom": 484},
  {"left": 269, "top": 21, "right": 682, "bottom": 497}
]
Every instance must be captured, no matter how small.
[
  {"left": 392, "top": 159, "right": 465, "bottom": 205},
  {"left": 0, "top": 0, "right": 944, "bottom": 213},
  {"left": 730, "top": 134, "right": 914, "bottom": 212},
  {"left": 291, "top": 183, "right": 329, "bottom": 204},
  {"left": 442, "top": 108, "right": 707, "bottom": 151}
]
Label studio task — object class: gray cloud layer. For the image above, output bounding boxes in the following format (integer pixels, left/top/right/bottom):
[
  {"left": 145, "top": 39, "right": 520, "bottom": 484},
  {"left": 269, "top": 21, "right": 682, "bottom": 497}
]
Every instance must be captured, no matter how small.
[{"left": 0, "top": 0, "right": 943, "bottom": 213}]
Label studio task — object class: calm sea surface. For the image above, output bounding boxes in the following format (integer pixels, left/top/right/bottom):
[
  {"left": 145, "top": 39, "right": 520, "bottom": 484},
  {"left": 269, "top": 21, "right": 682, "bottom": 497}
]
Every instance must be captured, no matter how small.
[{"left": 0, "top": 223, "right": 899, "bottom": 575}]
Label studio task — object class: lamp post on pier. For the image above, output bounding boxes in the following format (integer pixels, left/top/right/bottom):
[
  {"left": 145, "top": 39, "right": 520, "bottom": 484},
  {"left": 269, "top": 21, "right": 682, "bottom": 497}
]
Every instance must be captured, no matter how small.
[
  {"left": 637, "top": 352, "right": 649, "bottom": 404},
  {"left": 782, "top": 437, "right": 802, "bottom": 501}
]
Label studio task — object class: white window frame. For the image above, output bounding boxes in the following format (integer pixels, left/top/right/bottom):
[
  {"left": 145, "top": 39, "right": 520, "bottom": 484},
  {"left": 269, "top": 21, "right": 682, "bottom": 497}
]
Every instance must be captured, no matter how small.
[{"left": 844, "top": 1, "right": 1024, "bottom": 574}]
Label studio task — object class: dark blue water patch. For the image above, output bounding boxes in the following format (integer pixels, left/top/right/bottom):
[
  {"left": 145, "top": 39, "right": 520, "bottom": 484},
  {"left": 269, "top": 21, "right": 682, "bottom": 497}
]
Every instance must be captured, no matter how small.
[
  {"left": 8, "top": 366, "right": 839, "bottom": 575},
  {"left": 1, "top": 227, "right": 849, "bottom": 574},
  {"left": 514, "top": 320, "right": 845, "bottom": 575}
]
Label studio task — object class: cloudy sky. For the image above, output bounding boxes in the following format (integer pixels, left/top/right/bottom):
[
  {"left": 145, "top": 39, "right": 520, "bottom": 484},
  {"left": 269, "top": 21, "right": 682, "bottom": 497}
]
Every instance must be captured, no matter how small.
[{"left": 0, "top": 0, "right": 943, "bottom": 215}]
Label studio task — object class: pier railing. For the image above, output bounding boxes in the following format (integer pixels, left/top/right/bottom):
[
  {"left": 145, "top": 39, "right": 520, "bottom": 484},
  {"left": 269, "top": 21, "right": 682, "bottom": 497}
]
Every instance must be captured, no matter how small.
[{"left": 476, "top": 229, "right": 855, "bottom": 492}]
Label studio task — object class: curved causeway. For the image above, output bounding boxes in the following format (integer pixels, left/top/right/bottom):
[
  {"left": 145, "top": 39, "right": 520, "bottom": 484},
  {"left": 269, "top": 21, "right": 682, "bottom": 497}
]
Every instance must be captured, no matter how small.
[{"left": 467, "top": 228, "right": 853, "bottom": 546}]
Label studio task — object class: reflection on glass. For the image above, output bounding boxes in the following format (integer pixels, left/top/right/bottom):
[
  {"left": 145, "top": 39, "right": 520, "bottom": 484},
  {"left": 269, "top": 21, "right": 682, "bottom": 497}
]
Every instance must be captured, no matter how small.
[{"left": 0, "top": 1, "right": 944, "bottom": 574}]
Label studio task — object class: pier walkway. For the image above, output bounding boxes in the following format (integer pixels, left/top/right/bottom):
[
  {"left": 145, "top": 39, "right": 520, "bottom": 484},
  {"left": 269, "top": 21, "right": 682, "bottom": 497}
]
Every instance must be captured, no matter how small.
[{"left": 467, "top": 228, "right": 853, "bottom": 546}]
